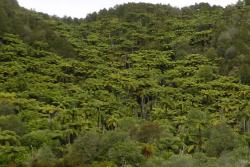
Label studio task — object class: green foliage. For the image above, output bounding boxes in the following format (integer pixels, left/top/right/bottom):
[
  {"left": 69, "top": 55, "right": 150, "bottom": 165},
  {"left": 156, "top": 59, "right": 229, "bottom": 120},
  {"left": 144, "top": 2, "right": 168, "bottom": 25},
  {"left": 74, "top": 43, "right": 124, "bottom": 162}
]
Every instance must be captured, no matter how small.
[
  {"left": 21, "top": 130, "right": 61, "bottom": 149},
  {"left": 205, "top": 123, "right": 239, "bottom": 156},
  {"left": 108, "top": 140, "right": 144, "bottom": 167},
  {"left": 144, "top": 157, "right": 168, "bottom": 167},
  {"left": 240, "top": 64, "right": 250, "bottom": 84},
  {"left": 0, "top": 115, "right": 25, "bottom": 135},
  {"left": 66, "top": 130, "right": 103, "bottom": 165},
  {"left": 217, "top": 147, "right": 250, "bottom": 167},
  {"left": 0, "top": 145, "right": 28, "bottom": 167},
  {"left": 196, "top": 65, "right": 215, "bottom": 82},
  {"left": 27, "top": 145, "right": 56, "bottom": 167},
  {"left": 0, "top": 0, "right": 250, "bottom": 166},
  {"left": 0, "top": 130, "right": 20, "bottom": 146},
  {"left": 166, "top": 155, "right": 195, "bottom": 167},
  {"left": 131, "top": 122, "right": 163, "bottom": 143},
  {"left": 245, "top": 0, "right": 250, "bottom": 5}
]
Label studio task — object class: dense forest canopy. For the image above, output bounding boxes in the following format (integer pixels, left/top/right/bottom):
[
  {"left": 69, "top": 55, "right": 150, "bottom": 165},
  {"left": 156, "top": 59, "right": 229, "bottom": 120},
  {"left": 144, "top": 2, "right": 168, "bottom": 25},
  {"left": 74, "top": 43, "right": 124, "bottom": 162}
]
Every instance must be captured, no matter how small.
[{"left": 1, "top": 0, "right": 250, "bottom": 166}]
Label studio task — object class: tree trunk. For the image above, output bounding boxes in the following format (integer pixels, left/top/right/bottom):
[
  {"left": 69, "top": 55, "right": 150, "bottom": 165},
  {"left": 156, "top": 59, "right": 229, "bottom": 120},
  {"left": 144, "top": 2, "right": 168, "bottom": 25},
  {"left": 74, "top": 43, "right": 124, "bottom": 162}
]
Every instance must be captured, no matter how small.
[{"left": 141, "top": 96, "right": 145, "bottom": 119}]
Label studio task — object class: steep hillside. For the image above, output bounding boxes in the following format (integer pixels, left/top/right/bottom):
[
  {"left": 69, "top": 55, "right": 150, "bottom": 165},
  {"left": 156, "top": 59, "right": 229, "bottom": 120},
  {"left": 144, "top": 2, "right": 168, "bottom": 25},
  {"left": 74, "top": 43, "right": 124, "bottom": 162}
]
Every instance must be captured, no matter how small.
[{"left": 1, "top": 1, "right": 250, "bottom": 167}]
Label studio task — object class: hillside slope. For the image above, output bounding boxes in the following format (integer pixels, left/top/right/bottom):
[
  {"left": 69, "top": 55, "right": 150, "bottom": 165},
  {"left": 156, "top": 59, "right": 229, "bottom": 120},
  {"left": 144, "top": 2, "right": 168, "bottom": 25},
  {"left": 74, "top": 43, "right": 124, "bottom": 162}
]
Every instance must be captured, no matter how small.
[{"left": 1, "top": 1, "right": 250, "bottom": 166}]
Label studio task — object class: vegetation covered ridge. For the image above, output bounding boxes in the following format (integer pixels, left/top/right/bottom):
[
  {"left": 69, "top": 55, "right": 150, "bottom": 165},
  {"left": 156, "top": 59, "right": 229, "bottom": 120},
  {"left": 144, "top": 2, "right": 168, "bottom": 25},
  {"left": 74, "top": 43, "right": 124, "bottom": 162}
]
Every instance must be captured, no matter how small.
[{"left": 1, "top": 0, "right": 250, "bottom": 166}]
